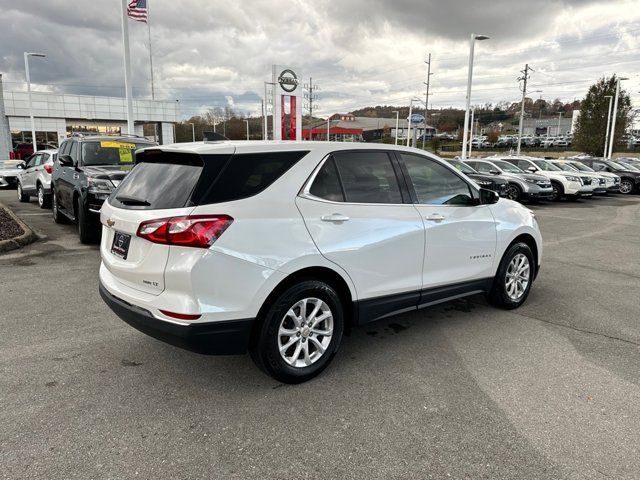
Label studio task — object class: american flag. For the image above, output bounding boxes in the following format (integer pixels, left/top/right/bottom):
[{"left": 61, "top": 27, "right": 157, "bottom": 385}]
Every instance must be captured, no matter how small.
[{"left": 127, "top": 0, "right": 148, "bottom": 23}]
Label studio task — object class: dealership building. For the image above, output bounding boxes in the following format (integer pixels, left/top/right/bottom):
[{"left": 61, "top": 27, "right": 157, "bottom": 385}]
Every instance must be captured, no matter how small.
[
  {"left": 0, "top": 76, "right": 179, "bottom": 156},
  {"left": 303, "top": 113, "right": 436, "bottom": 142}
]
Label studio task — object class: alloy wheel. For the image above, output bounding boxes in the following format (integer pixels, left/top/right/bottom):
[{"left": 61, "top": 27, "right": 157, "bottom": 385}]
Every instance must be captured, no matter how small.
[
  {"left": 277, "top": 298, "right": 334, "bottom": 368},
  {"left": 38, "top": 186, "right": 44, "bottom": 207},
  {"left": 505, "top": 253, "right": 530, "bottom": 301},
  {"left": 17, "top": 184, "right": 22, "bottom": 200},
  {"left": 506, "top": 185, "right": 520, "bottom": 201},
  {"left": 619, "top": 180, "right": 633, "bottom": 194}
]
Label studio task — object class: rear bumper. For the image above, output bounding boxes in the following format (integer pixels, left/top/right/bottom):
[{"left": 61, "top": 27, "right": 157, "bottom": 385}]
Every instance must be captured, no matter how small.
[{"left": 99, "top": 282, "right": 254, "bottom": 355}]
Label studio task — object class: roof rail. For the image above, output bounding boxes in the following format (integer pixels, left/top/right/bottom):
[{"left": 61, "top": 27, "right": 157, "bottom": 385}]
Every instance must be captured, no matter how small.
[{"left": 68, "top": 132, "right": 147, "bottom": 139}]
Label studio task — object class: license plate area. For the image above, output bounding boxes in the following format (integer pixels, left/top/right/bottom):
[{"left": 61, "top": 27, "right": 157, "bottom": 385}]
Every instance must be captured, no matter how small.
[{"left": 111, "top": 231, "right": 131, "bottom": 260}]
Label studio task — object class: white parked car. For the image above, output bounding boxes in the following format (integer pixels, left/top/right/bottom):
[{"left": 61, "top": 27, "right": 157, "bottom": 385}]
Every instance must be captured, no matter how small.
[
  {"left": 548, "top": 159, "right": 606, "bottom": 195},
  {"left": 99, "top": 142, "right": 543, "bottom": 383},
  {"left": 500, "top": 156, "right": 592, "bottom": 200},
  {"left": 16, "top": 149, "right": 58, "bottom": 208},
  {"left": 565, "top": 160, "right": 620, "bottom": 193}
]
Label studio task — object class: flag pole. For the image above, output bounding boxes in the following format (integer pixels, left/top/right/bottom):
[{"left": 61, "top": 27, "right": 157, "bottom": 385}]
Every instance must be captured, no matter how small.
[
  {"left": 147, "top": 0, "right": 155, "bottom": 100},
  {"left": 120, "top": 0, "right": 135, "bottom": 134}
]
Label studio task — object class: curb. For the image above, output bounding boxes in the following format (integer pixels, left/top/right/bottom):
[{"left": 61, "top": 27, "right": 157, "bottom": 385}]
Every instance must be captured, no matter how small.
[{"left": 0, "top": 202, "right": 39, "bottom": 254}]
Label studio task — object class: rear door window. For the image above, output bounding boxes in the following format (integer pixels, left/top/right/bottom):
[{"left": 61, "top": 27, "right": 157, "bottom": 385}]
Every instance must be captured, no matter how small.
[{"left": 332, "top": 151, "right": 402, "bottom": 204}]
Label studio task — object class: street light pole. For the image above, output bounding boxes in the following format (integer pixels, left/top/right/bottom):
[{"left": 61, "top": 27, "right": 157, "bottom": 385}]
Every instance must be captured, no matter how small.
[
  {"left": 392, "top": 110, "right": 399, "bottom": 145},
  {"left": 603, "top": 95, "right": 613, "bottom": 158},
  {"left": 461, "top": 33, "right": 489, "bottom": 160},
  {"left": 190, "top": 122, "right": 195, "bottom": 142},
  {"left": 245, "top": 120, "right": 249, "bottom": 140},
  {"left": 423, "top": 53, "right": 433, "bottom": 150},
  {"left": 24, "top": 52, "right": 46, "bottom": 154},
  {"left": 557, "top": 112, "right": 562, "bottom": 136},
  {"left": 468, "top": 108, "right": 475, "bottom": 158},
  {"left": 608, "top": 77, "right": 628, "bottom": 159}
]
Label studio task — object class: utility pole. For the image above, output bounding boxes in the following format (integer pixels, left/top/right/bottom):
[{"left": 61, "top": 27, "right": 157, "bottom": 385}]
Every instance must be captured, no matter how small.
[
  {"left": 603, "top": 95, "right": 613, "bottom": 158},
  {"left": 516, "top": 64, "right": 532, "bottom": 156},
  {"left": 422, "top": 53, "right": 433, "bottom": 150},
  {"left": 304, "top": 77, "right": 320, "bottom": 119},
  {"left": 608, "top": 76, "right": 628, "bottom": 159}
]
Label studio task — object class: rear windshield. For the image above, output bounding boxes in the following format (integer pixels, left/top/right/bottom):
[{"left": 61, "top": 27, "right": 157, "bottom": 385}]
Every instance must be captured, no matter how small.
[
  {"left": 109, "top": 150, "right": 308, "bottom": 209},
  {"left": 82, "top": 140, "right": 156, "bottom": 166}
]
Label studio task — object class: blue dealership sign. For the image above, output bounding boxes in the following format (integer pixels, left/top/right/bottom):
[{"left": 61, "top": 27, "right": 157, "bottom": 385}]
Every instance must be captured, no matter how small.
[{"left": 408, "top": 114, "right": 424, "bottom": 124}]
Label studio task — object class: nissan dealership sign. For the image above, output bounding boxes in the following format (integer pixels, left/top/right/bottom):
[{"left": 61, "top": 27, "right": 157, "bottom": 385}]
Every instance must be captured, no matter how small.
[{"left": 277, "top": 69, "right": 299, "bottom": 93}]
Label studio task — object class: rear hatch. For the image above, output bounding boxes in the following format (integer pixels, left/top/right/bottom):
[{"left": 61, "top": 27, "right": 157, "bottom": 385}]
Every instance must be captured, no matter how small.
[{"left": 100, "top": 145, "right": 236, "bottom": 295}]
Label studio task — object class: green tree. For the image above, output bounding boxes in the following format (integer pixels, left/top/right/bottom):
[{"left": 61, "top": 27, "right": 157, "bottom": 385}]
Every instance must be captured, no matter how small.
[{"left": 573, "top": 75, "right": 631, "bottom": 156}]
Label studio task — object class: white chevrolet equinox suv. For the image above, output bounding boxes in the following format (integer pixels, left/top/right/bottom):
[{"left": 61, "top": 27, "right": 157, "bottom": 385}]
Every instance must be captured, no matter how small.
[{"left": 99, "top": 141, "right": 542, "bottom": 383}]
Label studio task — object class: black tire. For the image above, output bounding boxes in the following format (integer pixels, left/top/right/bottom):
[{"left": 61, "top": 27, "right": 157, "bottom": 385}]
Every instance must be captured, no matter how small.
[
  {"left": 250, "top": 280, "right": 344, "bottom": 384},
  {"left": 487, "top": 242, "right": 535, "bottom": 310},
  {"left": 17, "top": 182, "right": 29, "bottom": 202},
  {"left": 52, "top": 189, "right": 68, "bottom": 224},
  {"left": 77, "top": 200, "right": 100, "bottom": 244},
  {"left": 37, "top": 184, "right": 51, "bottom": 209},
  {"left": 505, "top": 183, "right": 522, "bottom": 202},
  {"left": 619, "top": 178, "right": 634, "bottom": 195},
  {"left": 550, "top": 181, "right": 563, "bottom": 201}
]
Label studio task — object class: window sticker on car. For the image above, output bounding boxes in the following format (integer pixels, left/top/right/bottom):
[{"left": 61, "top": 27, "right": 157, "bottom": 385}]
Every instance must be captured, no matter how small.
[
  {"left": 100, "top": 141, "right": 137, "bottom": 149},
  {"left": 118, "top": 148, "right": 133, "bottom": 163}
]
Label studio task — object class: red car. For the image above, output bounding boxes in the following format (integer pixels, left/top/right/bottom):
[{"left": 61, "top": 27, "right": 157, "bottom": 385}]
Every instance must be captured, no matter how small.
[{"left": 13, "top": 142, "right": 58, "bottom": 160}]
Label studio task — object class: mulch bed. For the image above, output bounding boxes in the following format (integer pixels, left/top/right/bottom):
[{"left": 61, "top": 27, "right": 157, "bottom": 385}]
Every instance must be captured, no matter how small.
[{"left": 0, "top": 207, "right": 25, "bottom": 241}]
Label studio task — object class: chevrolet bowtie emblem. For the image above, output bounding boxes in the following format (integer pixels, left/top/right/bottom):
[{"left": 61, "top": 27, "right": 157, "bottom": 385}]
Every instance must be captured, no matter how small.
[{"left": 106, "top": 218, "right": 115, "bottom": 227}]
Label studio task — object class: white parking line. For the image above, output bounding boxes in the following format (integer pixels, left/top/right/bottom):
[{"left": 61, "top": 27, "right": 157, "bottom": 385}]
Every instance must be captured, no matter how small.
[{"left": 17, "top": 213, "right": 51, "bottom": 216}]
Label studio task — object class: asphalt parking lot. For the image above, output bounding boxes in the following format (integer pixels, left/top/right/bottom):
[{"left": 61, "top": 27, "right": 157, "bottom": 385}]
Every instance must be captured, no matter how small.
[{"left": 1, "top": 189, "right": 639, "bottom": 480}]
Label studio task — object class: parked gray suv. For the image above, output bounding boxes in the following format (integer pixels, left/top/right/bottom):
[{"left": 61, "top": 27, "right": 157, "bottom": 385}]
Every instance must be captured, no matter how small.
[
  {"left": 464, "top": 158, "right": 553, "bottom": 202},
  {"left": 17, "top": 149, "right": 58, "bottom": 208}
]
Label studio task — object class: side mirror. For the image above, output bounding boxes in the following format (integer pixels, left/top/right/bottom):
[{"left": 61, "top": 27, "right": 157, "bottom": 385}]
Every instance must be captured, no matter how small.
[
  {"left": 16, "top": 162, "right": 26, "bottom": 170},
  {"left": 479, "top": 188, "right": 499, "bottom": 205},
  {"left": 527, "top": 166, "right": 537, "bottom": 173},
  {"left": 489, "top": 169, "right": 500, "bottom": 175},
  {"left": 58, "top": 154, "right": 74, "bottom": 167}
]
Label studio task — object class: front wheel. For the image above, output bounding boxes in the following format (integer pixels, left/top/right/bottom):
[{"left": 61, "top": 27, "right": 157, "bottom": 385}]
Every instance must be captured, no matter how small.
[
  {"left": 77, "top": 201, "right": 100, "bottom": 244},
  {"left": 487, "top": 242, "right": 535, "bottom": 310},
  {"left": 619, "top": 179, "right": 634, "bottom": 195},
  {"left": 17, "top": 182, "right": 29, "bottom": 202},
  {"left": 505, "top": 183, "right": 522, "bottom": 202},
  {"left": 52, "top": 189, "right": 68, "bottom": 224},
  {"left": 250, "top": 281, "right": 344, "bottom": 384},
  {"left": 550, "top": 181, "right": 563, "bottom": 201}
]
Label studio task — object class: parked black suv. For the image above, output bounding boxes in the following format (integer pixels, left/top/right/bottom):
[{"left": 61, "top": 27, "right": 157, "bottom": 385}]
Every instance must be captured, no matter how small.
[
  {"left": 447, "top": 159, "right": 509, "bottom": 197},
  {"left": 579, "top": 158, "right": 640, "bottom": 195},
  {"left": 51, "top": 133, "right": 158, "bottom": 243}
]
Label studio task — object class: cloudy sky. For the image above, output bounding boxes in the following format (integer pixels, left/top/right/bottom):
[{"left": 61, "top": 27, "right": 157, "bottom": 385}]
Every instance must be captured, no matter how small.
[{"left": 1, "top": 0, "right": 640, "bottom": 119}]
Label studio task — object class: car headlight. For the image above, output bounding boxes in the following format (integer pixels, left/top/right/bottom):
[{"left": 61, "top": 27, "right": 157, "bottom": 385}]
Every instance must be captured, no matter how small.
[
  {"left": 475, "top": 180, "right": 492, "bottom": 186},
  {"left": 87, "top": 177, "right": 115, "bottom": 193},
  {"left": 565, "top": 175, "right": 581, "bottom": 183},
  {"left": 524, "top": 178, "right": 538, "bottom": 184}
]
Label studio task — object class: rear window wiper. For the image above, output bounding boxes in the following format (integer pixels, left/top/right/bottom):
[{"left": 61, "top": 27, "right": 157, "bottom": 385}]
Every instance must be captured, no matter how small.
[{"left": 116, "top": 195, "right": 151, "bottom": 206}]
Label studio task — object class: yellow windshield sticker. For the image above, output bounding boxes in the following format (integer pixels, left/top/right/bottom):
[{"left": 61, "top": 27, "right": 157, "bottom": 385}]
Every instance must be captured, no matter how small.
[
  {"left": 119, "top": 148, "right": 133, "bottom": 163},
  {"left": 100, "top": 141, "right": 136, "bottom": 149}
]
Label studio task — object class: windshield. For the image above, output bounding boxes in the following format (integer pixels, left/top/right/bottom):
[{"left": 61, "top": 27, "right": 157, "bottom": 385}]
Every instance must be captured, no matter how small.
[
  {"left": 449, "top": 160, "right": 477, "bottom": 174},
  {"left": 492, "top": 160, "right": 524, "bottom": 173},
  {"left": 82, "top": 140, "right": 154, "bottom": 166},
  {"left": 607, "top": 161, "right": 629, "bottom": 171},
  {"left": 570, "top": 162, "right": 594, "bottom": 172},
  {"left": 533, "top": 160, "right": 562, "bottom": 171},
  {"left": 617, "top": 162, "right": 640, "bottom": 172},
  {"left": 554, "top": 163, "right": 578, "bottom": 172}
]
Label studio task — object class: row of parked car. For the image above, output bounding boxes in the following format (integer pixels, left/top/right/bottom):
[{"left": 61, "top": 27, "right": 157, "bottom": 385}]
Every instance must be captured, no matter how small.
[
  {"left": 469, "top": 134, "right": 573, "bottom": 149},
  {"left": 446, "top": 154, "right": 640, "bottom": 203},
  {"left": 2, "top": 136, "right": 640, "bottom": 247}
]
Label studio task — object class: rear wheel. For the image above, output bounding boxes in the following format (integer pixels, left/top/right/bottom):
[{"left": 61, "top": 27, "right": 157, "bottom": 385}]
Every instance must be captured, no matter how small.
[
  {"left": 250, "top": 280, "right": 344, "bottom": 384},
  {"left": 77, "top": 200, "right": 100, "bottom": 244},
  {"left": 487, "top": 242, "right": 535, "bottom": 310},
  {"left": 37, "top": 184, "right": 50, "bottom": 209},
  {"left": 619, "top": 179, "right": 634, "bottom": 195},
  {"left": 17, "top": 182, "right": 29, "bottom": 202},
  {"left": 505, "top": 183, "right": 522, "bottom": 202}
]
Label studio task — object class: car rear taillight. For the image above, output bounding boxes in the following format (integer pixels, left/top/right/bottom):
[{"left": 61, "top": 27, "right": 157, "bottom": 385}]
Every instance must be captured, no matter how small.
[
  {"left": 44, "top": 164, "right": 53, "bottom": 174},
  {"left": 136, "top": 215, "right": 233, "bottom": 248},
  {"left": 159, "top": 309, "right": 201, "bottom": 321}
]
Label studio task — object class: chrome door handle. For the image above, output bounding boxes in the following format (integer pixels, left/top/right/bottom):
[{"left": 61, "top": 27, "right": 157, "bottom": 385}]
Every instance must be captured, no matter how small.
[
  {"left": 321, "top": 213, "right": 350, "bottom": 222},
  {"left": 425, "top": 214, "right": 445, "bottom": 222}
]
